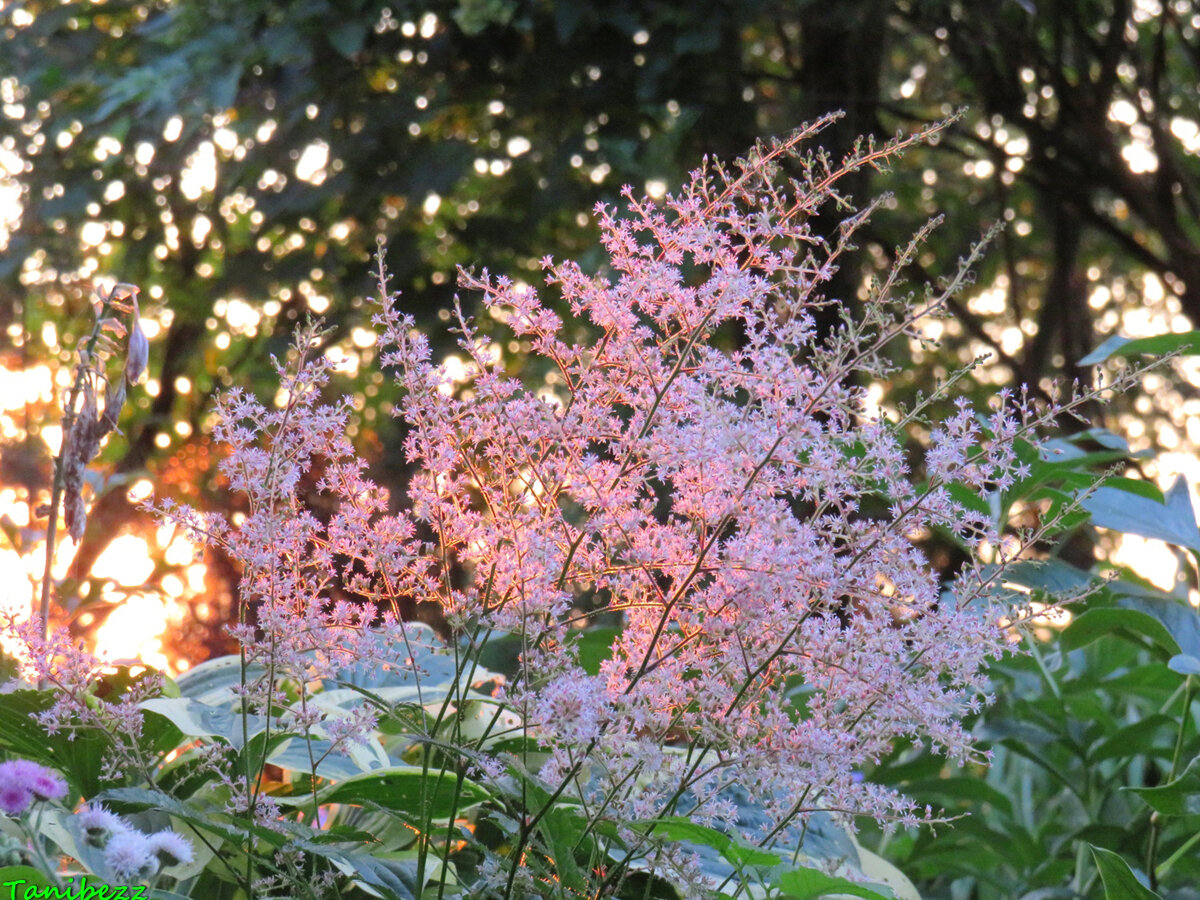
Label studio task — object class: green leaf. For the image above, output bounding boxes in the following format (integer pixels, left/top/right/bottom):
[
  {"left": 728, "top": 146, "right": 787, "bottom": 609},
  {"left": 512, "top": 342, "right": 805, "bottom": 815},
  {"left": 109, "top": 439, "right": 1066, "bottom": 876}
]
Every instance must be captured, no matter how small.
[
  {"left": 1078, "top": 331, "right": 1200, "bottom": 365},
  {"left": 1062, "top": 608, "right": 1179, "bottom": 656},
  {"left": 173, "top": 655, "right": 263, "bottom": 706},
  {"left": 901, "top": 776, "right": 1014, "bottom": 817},
  {"left": 577, "top": 625, "right": 621, "bottom": 676},
  {"left": 305, "top": 767, "right": 490, "bottom": 820},
  {"left": 1001, "top": 558, "right": 1095, "bottom": 596},
  {"left": 293, "top": 842, "right": 418, "bottom": 900},
  {"left": 1126, "top": 756, "right": 1200, "bottom": 816},
  {"left": 1168, "top": 653, "right": 1200, "bottom": 675},
  {"left": 1083, "top": 476, "right": 1200, "bottom": 551},
  {"left": 267, "top": 736, "right": 380, "bottom": 780},
  {"left": 1109, "top": 590, "right": 1200, "bottom": 659},
  {"left": 96, "top": 787, "right": 257, "bottom": 845},
  {"left": 775, "top": 866, "right": 895, "bottom": 900},
  {"left": 1088, "top": 845, "right": 1161, "bottom": 898},
  {"left": 0, "top": 866, "right": 55, "bottom": 890},
  {"left": 1089, "top": 714, "right": 1177, "bottom": 762},
  {"left": 140, "top": 696, "right": 268, "bottom": 750},
  {"left": 538, "top": 806, "right": 590, "bottom": 893},
  {"left": 0, "top": 691, "right": 108, "bottom": 795},
  {"left": 636, "top": 817, "right": 781, "bottom": 868}
]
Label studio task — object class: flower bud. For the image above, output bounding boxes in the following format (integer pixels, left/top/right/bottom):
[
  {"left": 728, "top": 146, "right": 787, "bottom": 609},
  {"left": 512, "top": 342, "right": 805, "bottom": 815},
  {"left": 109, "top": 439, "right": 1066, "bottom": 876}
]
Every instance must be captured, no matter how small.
[{"left": 125, "top": 299, "right": 149, "bottom": 385}]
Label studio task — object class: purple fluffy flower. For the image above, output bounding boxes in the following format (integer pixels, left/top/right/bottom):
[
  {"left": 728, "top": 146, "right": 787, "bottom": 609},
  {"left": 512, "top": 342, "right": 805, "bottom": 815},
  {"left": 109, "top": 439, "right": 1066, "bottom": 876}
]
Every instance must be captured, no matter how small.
[
  {"left": 0, "top": 783, "right": 31, "bottom": 817},
  {"left": 0, "top": 759, "right": 67, "bottom": 807},
  {"left": 146, "top": 830, "right": 193, "bottom": 868},
  {"left": 104, "top": 829, "right": 156, "bottom": 882},
  {"left": 7, "top": 760, "right": 67, "bottom": 802},
  {"left": 75, "top": 803, "right": 128, "bottom": 848}
]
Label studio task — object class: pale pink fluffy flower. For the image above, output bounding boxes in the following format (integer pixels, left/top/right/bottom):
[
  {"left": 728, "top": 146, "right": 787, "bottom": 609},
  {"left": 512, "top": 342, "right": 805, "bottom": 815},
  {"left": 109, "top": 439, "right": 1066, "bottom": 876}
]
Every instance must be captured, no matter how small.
[
  {"left": 76, "top": 803, "right": 128, "bottom": 848},
  {"left": 146, "top": 830, "right": 194, "bottom": 867},
  {"left": 103, "top": 830, "right": 156, "bottom": 882}
]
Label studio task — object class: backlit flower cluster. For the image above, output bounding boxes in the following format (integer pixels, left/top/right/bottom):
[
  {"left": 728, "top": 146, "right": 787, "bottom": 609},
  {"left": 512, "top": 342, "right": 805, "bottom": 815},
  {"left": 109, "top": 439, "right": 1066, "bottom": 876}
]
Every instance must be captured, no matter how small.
[
  {"left": 368, "top": 118, "right": 1044, "bottom": 835},
  {"left": 161, "top": 118, "right": 1053, "bottom": 851}
]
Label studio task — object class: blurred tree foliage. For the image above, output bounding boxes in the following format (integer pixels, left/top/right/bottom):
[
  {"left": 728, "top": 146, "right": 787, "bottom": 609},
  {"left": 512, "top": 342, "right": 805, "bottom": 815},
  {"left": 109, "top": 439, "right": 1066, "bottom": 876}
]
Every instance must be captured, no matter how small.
[{"left": 1, "top": 0, "right": 1199, "bottom": 659}]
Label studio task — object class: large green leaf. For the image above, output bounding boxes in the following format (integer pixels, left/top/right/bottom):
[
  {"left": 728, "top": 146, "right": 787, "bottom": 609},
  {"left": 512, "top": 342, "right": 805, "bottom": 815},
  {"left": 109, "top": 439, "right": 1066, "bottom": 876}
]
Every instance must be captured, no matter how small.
[
  {"left": 577, "top": 625, "right": 622, "bottom": 676},
  {"left": 1109, "top": 590, "right": 1200, "bottom": 659},
  {"left": 1088, "top": 714, "right": 1177, "bottom": 763},
  {"left": 1088, "top": 845, "right": 1161, "bottom": 899},
  {"left": 1082, "top": 476, "right": 1200, "bottom": 552},
  {"left": 172, "top": 655, "right": 263, "bottom": 706},
  {"left": 775, "top": 867, "right": 895, "bottom": 900},
  {"left": 1062, "top": 608, "right": 1179, "bottom": 656},
  {"left": 268, "top": 736, "right": 384, "bottom": 781},
  {"left": 538, "top": 806, "right": 591, "bottom": 894},
  {"left": 285, "top": 767, "right": 490, "bottom": 820},
  {"left": 98, "top": 786, "right": 292, "bottom": 849},
  {"left": 292, "top": 841, "right": 419, "bottom": 900},
  {"left": 638, "top": 817, "right": 782, "bottom": 869},
  {"left": 140, "top": 696, "right": 268, "bottom": 750},
  {"left": 0, "top": 691, "right": 107, "bottom": 796},
  {"left": 0, "top": 866, "right": 55, "bottom": 891}
]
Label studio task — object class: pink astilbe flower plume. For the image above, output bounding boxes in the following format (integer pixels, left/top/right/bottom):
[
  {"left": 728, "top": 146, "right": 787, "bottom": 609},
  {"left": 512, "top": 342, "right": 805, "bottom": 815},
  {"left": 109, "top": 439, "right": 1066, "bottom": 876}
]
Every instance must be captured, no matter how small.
[
  {"left": 127, "top": 115, "right": 1104, "bottom": 891},
  {"left": 362, "top": 115, "right": 1055, "bottom": 840}
]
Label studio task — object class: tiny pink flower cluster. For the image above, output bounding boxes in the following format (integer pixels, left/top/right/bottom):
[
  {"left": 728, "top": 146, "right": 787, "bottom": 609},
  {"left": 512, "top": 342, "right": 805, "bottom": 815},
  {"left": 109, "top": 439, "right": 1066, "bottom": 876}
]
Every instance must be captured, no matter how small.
[
  {"left": 3, "top": 613, "right": 159, "bottom": 780},
  {"left": 0, "top": 759, "right": 67, "bottom": 817}
]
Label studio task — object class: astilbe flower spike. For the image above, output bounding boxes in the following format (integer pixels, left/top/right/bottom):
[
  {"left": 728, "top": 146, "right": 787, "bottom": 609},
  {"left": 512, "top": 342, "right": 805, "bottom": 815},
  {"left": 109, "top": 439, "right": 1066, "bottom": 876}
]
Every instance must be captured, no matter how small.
[
  {"left": 367, "top": 116, "right": 1040, "bottom": 841},
  {"left": 134, "top": 116, "right": 1088, "bottom": 891}
]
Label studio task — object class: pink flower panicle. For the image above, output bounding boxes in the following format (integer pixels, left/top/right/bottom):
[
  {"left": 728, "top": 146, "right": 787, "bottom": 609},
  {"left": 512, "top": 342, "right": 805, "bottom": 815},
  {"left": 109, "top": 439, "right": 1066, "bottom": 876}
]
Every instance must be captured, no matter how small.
[
  {"left": 371, "top": 118, "right": 1045, "bottom": 834},
  {"left": 1, "top": 615, "right": 158, "bottom": 781},
  {"left": 152, "top": 117, "right": 1058, "bottom": 858},
  {"left": 148, "top": 326, "right": 434, "bottom": 751}
]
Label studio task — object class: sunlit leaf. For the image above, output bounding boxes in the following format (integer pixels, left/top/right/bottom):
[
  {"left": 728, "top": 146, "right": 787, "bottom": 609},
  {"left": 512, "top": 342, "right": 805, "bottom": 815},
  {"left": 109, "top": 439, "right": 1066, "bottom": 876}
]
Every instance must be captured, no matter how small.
[
  {"left": 1078, "top": 332, "right": 1200, "bottom": 366},
  {"left": 1083, "top": 476, "right": 1200, "bottom": 552}
]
